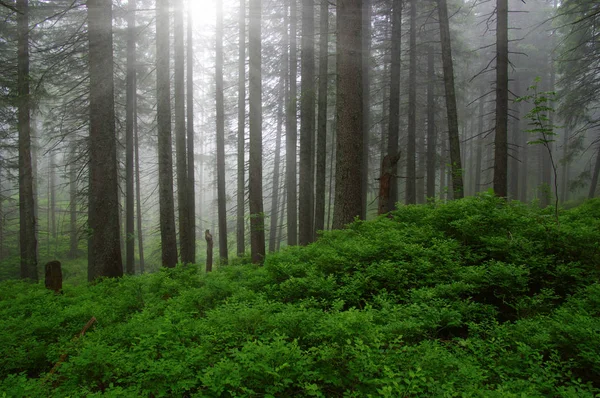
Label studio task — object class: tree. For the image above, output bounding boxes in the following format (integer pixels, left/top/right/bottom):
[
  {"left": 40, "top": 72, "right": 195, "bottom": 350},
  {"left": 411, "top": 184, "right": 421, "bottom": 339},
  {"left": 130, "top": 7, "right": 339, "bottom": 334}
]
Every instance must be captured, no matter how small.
[
  {"left": 216, "top": 0, "right": 228, "bottom": 263},
  {"left": 493, "top": 0, "right": 509, "bottom": 198},
  {"left": 385, "top": 0, "right": 401, "bottom": 213},
  {"left": 333, "top": 0, "right": 363, "bottom": 228},
  {"left": 360, "top": 0, "right": 370, "bottom": 219},
  {"left": 87, "top": 0, "right": 123, "bottom": 280},
  {"left": 237, "top": 0, "right": 246, "bottom": 256},
  {"left": 249, "top": 0, "right": 266, "bottom": 262},
  {"left": 314, "top": 0, "right": 328, "bottom": 234},
  {"left": 426, "top": 46, "right": 436, "bottom": 199},
  {"left": 286, "top": 0, "right": 298, "bottom": 246},
  {"left": 186, "top": 3, "right": 196, "bottom": 263},
  {"left": 405, "top": 0, "right": 417, "bottom": 205},
  {"left": 437, "top": 0, "right": 464, "bottom": 199},
  {"left": 125, "top": 0, "right": 136, "bottom": 275},
  {"left": 17, "top": 0, "right": 37, "bottom": 280},
  {"left": 299, "top": 0, "right": 315, "bottom": 245},
  {"left": 156, "top": 0, "right": 178, "bottom": 267}
]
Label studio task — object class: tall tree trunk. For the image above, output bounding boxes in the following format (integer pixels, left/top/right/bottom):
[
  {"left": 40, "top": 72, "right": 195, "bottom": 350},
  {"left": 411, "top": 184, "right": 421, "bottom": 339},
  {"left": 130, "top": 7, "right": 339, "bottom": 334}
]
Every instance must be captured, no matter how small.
[
  {"left": 386, "top": 0, "right": 401, "bottom": 213},
  {"left": 314, "top": 0, "right": 328, "bottom": 235},
  {"left": 437, "top": 0, "right": 464, "bottom": 199},
  {"left": 286, "top": 0, "right": 298, "bottom": 245},
  {"left": 156, "top": 0, "right": 178, "bottom": 268},
  {"left": 174, "top": 0, "right": 190, "bottom": 263},
  {"left": 509, "top": 78, "right": 520, "bottom": 200},
  {"left": 249, "top": 0, "right": 266, "bottom": 262},
  {"left": 333, "top": 0, "right": 363, "bottom": 228},
  {"left": 125, "top": 0, "right": 136, "bottom": 274},
  {"left": 426, "top": 46, "right": 436, "bottom": 199},
  {"left": 475, "top": 92, "right": 484, "bottom": 193},
  {"left": 326, "top": 121, "right": 335, "bottom": 229},
  {"left": 299, "top": 0, "right": 315, "bottom": 245},
  {"left": 17, "top": 0, "right": 37, "bottom": 281},
  {"left": 276, "top": 177, "right": 287, "bottom": 250},
  {"left": 49, "top": 150, "right": 56, "bottom": 239},
  {"left": 87, "top": 0, "right": 123, "bottom": 280},
  {"left": 69, "top": 142, "right": 78, "bottom": 259},
  {"left": 216, "top": 0, "right": 229, "bottom": 263},
  {"left": 361, "top": 0, "right": 370, "bottom": 218},
  {"left": 440, "top": 128, "right": 447, "bottom": 200},
  {"left": 186, "top": 4, "right": 196, "bottom": 263},
  {"left": 405, "top": 0, "right": 417, "bottom": 204},
  {"left": 560, "top": 129, "right": 569, "bottom": 203},
  {"left": 269, "top": 73, "right": 284, "bottom": 252},
  {"left": 134, "top": 106, "right": 145, "bottom": 273},
  {"left": 493, "top": 0, "right": 509, "bottom": 198},
  {"left": 237, "top": 0, "right": 246, "bottom": 256},
  {"left": 589, "top": 143, "right": 600, "bottom": 199}
]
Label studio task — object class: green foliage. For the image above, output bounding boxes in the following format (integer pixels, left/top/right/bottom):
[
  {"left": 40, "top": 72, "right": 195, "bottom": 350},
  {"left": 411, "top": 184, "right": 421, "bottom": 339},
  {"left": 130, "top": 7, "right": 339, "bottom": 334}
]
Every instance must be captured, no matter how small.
[{"left": 1, "top": 197, "right": 600, "bottom": 396}]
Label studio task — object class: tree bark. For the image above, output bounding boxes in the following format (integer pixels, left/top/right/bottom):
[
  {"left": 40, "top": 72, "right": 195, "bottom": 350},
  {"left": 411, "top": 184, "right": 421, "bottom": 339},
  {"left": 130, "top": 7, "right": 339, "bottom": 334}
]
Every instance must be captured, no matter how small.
[
  {"left": 87, "top": 0, "right": 123, "bottom": 280},
  {"left": 134, "top": 106, "right": 145, "bottom": 273},
  {"left": 361, "top": 0, "right": 370, "bottom": 219},
  {"left": 216, "top": 0, "right": 229, "bottom": 263},
  {"left": 17, "top": 0, "right": 37, "bottom": 281},
  {"left": 286, "top": 0, "right": 298, "bottom": 246},
  {"left": 438, "top": 0, "right": 464, "bottom": 199},
  {"left": 205, "top": 229, "right": 213, "bottom": 272},
  {"left": 314, "top": 0, "right": 328, "bottom": 236},
  {"left": 269, "top": 58, "right": 285, "bottom": 252},
  {"left": 589, "top": 143, "right": 600, "bottom": 199},
  {"left": 475, "top": 91, "right": 484, "bottom": 194},
  {"left": 249, "top": 0, "right": 266, "bottom": 262},
  {"left": 186, "top": 5, "right": 196, "bottom": 263},
  {"left": 237, "top": 0, "right": 246, "bottom": 256},
  {"left": 426, "top": 46, "right": 436, "bottom": 199},
  {"left": 156, "top": 0, "right": 178, "bottom": 268},
  {"left": 493, "top": 0, "right": 509, "bottom": 198},
  {"left": 386, "top": 0, "right": 401, "bottom": 212},
  {"left": 333, "top": 0, "right": 363, "bottom": 228},
  {"left": 125, "top": 0, "right": 136, "bottom": 274},
  {"left": 378, "top": 152, "right": 400, "bottom": 215},
  {"left": 68, "top": 142, "right": 78, "bottom": 259},
  {"left": 406, "top": 0, "right": 417, "bottom": 204}
]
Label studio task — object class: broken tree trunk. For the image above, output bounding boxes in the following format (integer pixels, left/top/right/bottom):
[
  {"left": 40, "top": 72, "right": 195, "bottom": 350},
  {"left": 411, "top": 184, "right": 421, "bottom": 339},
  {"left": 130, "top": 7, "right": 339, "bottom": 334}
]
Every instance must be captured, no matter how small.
[
  {"left": 205, "top": 229, "right": 213, "bottom": 272},
  {"left": 44, "top": 260, "right": 62, "bottom": 293}
]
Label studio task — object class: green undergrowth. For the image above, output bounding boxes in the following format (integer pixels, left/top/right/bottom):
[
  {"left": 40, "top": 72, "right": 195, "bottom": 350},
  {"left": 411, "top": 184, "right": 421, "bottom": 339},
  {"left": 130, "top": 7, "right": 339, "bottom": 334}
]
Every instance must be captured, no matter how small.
[{"left": 1, "top": 196, "right": 600, "bottom": 397}]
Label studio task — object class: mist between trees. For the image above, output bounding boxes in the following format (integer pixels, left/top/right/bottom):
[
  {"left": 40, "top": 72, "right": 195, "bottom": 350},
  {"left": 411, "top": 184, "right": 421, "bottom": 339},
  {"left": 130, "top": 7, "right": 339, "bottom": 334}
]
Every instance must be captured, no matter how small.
[{"left": 0, "top": 0, "right": 599, "bottom": 281}]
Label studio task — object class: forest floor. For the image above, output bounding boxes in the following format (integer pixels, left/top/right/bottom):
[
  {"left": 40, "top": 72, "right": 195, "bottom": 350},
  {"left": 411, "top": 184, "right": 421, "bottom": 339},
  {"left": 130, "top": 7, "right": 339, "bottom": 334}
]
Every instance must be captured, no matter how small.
[{"left": 1, "top": 195, "right": 600, "bottom": 397}]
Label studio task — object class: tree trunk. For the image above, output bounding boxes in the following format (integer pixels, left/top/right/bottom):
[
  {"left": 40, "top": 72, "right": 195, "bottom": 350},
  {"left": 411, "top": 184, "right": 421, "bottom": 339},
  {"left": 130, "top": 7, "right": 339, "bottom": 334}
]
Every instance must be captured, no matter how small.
[
  {"left": 405, "top": 0, "right": 417, "bottom": 204},
  {"left": 314, "top": 0, "right": 328, "bottom": 235},
  {"left": 44, "top": 261, "right": 62, "bottom": 294},
  {"left": 186, "top": 5, "right": 196, "bottom": 263},
  {"left": 440, "top": 128, "right": 447, "bottom": 200},
  {"left": 286, "top": 0, "right": 298, "bottom": 246},
  {"left": 249, "top": 0, "right": 266, "bottom": 262},
  {"left": 509, "top": 78, "right": 520, "bottom": 200},
  {"left": 125, "top": 0, "right": 136, "bottom": 274},
  {"left": 205, "top": 230, "right": 213, "bottom": 272},
  {"left": 216, "top": 0, "right": 229, "bottom": 263},
  {"left": 134, "top": 106, "right": 145, "bottom": 273},
  {"left": 156, "top": 0, "right": 178, "bottom": 268},
  {"left": 269, "top": 63, "right": 285, "bottom": 252},
  {"left": 87, "top": 0, "right": 123, "bottom": 280},
  {"left": 174, "top": 0, "right": 190, "bottom": 263},
  {"left": 493, "top": 0, "right": 509, "bottom": 198},
  {"left": 17, "top": 0, "right": 37, "bottom": 281},
  {"left": 475, "top": 92, "right": 484, "bottom": 194},
  {"left": 560, "top": 128, "right": 569, "bottom": 203},
  {"left": 386, "top": 0, "right": 401, "bottom": 212},
  {"left": 378, "top": 153, "right": 401, "bottom": 215},
  {"left": 589, "top": 143, "right": 600, "bottom": 199},
  {"left": 68, "top": 142, "right": 78, "bottom": 259},
  {"left": 438, "top": 0, "right": 464, "bottom": 199},
  {"left": 49, "top": 150, "right": 56, "bottom": 239},
  {"left": 237, "top": 0, "right": 246, "bottom": 256},
  {"left": 361, "top": 0, "right": 370, "bottom": 219},
  {"left": 333, "top": 0, "right": 363, "bottom": 229},
  {"left": 426, "top": 46, "right": 436, "bottom": 199},
  {"left": 326, "top": 122, "right": 335, "bottom": 229},
  {"left": 299, "top": 0, "right": 315, "bottom": 245}
]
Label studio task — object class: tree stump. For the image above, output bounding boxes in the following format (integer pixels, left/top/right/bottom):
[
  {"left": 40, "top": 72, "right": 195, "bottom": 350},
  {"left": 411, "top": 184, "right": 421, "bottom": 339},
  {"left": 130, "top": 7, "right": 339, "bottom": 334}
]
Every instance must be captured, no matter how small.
[
  {"left": 205, "top": 229, "right": 213, "bottom": 272},
  {"left": 378, "top": 152, "right": 401, "bottom": 215},
  {"left": 44, "top": 260, "right": 62, "bottom": 293}
]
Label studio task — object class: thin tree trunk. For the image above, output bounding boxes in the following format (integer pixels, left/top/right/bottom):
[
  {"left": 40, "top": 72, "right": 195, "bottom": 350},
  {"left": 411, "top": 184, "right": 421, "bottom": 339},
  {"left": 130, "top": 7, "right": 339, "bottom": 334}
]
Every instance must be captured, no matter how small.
[
  {"left": 156, "top": 0, "right": 178, "bottom": 268},
  {"left": 237, "top": 0, "right": 246, "bottom": 256},
  {"left": 475, "top": 92, "right": 483, "bottom": 193},
  {"left": 386, "top": 0, "right": 401, "bottom": 212},
  {"left": 276, "top": 176, "right": 287, "bottom": 250},
  {"left": 69, "top": 142, "right": 78, "bottom": 259},
  {"left": 174, "top": 0, "right": 190, "bottom": 263},
  {"left": 299, "top": 0, "right": 315, "bottom": 245},
  {"left": 509, "top": 79, "right": 520, "bottom": 200},
  {"left": 49, "top": 150, "right": 56, "bottom": 239},
  {"left": 125, "top": 0, "right": 136, "bottom": 274},
  {"left": 134, "top": 106, "right": 145, "bottom": 273},
  {"left": 406, "top": 0, "right": 417, "bottom": 204},
  {"left": 426, "top": 46, "right": 436, "bottom": 199},
  {"left": 438, "top": 0, "right": 464, "bottom": 199},
  {"left": 269, "top": 66, "right": 285, "bottom": 252},
  {"left": 205, "top": 229, "right": 213, "bottom": 272},
  {"left": 333, "top": 0, "right": 363, "bottom": 229},
  {"left": 326, "top": 121, "right": 335, "bottom": 229},
  {"left": 560, "top": 128, "right": 569, "bottom": 203},
  {"left": 440, "top": 128, "right": 447, "bottom": 200},
  {"left": 361, "top": 0, "right": 370, "bottom": 219},
  {"left": 314, "top": 0, "right": 328, "bottom": 235},
  {"left": 589, "top": 143, "right": 600, "bottom": 199},
  {"left": 87, "top": 0, "right": 123, "bottom": 280},
  {"left": 249, "top": 0, "right": 266, "bottom": 262},
  {"left": 286, "top": 0, "right": 298, "bottom": 245},
  {"left": 186, "top": 5, "right": 196, "bottom": 263},
  {"left": 17, "top": 0, "right": 37, "bottom": 281},
  {"left": 493, "top": 0, "right": 509, "bottom": 198},
  {"left": 216, "top": 0, "right": 228, "bottom": 263}
]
